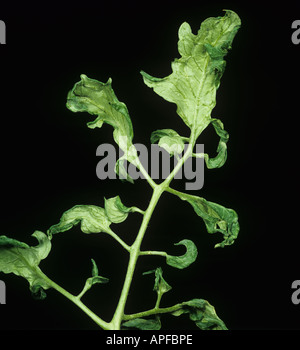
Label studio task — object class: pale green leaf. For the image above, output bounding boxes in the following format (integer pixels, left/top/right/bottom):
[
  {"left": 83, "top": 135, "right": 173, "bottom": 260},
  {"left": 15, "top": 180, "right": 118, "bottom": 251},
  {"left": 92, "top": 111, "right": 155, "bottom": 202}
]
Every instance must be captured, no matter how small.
[
  {"left": 86, "top": 259, "right": 109, "bottom": 287},
  {"left": 67, "top": 74, "right": 134, "bottom": 153},
  {"left": 166, "top": 239, "right": 198, "bottom": 269},
  {"left": 104, "top": 195, "right": 132, "bottom": 224},
  {"left": 141, "top": 10, "right": 241, "bottom": 138},
  {"left": 194, "top": 118, "right": 229, "bottom": 168},
  {"left": 91, "top": 258, "right": 99, "bottom": 277},
  {"left": 47, "top": 205, "right": 111, "bottom": 237},
  {"left": 114, "top": 156, "right": 135, "bottom": 184},
  {"left": 78, "top": 259, "right": 109, "bottom": 299},
  {"left": 0, "top": 231, "right": 51, "bottom": 299},
  {"left": 150, "top": 129, "right": 186, "bottom": 156}
]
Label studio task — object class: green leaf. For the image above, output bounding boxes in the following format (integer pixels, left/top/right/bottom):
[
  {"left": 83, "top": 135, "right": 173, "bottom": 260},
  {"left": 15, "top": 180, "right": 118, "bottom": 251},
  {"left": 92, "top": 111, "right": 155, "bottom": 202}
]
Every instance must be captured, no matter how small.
[
  {"left": 91, "top": 258, "right": 99, "bottom": 277},
  {"left": 194, "top": 119, "right": 229, "bottom": 169},
  {"left": 77, "top": 259, "right": 109, "bottom": 299},
  {"left": 0, "top": 231, "right": 51, "bottom": 299},
  {"left": 122, "top": 317, "right": 161, "bottom": 330},
  {"left": 150, "top": 129, "right": 186, "bottom": 156},
  {"left": 67, "top": 74, "right": 135, "bottom": 153},
  {"left": 0, "top": 236, "right": 29, "bottom": 248},
  {"left": 86, "top": 259, "right": 109, "bottom": 288},
  {"left": 172, "top": 299, "right": 227, "bottom": 330},
  {"left": 114, "top": 156, "right": 135, "bottom": 184},
  {"left": 141, "top": 10, "right": 241, "bottom": 138},
  {"left": 172, "top": 190, "right": 239, "bottom": 248},
  {"left": 143, "top": 267, "right": 172, "bottom": 295},
  {"left": 48, "top": 205, "right": 111, "bottom": 237},
  {"left": 166, "top": 239, "right": 198, "bottom": 269},
  {"left": 104, "top": 195, "right": 132, "bottom": 224}
]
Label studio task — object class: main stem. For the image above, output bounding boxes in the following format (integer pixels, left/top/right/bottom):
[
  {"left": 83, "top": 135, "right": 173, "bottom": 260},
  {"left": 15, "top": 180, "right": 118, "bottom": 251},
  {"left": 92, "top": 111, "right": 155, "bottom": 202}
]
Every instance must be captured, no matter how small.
[
  {"left": 110, "top": 133, "right": 196, "bottom": 330},
  {"left": 110, "top": 185, "right": 164, "bottom": 329}
]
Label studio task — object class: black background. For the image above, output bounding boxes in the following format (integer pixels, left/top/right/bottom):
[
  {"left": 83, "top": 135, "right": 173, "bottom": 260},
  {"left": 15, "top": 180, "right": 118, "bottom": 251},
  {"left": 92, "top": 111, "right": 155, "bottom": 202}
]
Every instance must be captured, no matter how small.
[{"left": 0, "top": 0, "right": 299, "bottom": 333}]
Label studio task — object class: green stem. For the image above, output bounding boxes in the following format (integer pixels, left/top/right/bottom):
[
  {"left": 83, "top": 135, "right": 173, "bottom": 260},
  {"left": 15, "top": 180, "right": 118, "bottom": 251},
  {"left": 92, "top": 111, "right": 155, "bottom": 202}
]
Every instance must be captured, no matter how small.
[
  {"left": 139, "top": 250, "right": 167, "bottom": 257},
  {"left": 155, "top": 291, "right": 163, "bottom": 309},
  {"left": 35, "top": 267, "right": 112, "bottom": 330},
  {"left": 160, "top": 132, "right": 196, "bottom": 188},
  {"left": 134, "top": 156, "right": 157, "bottom": 189},
  {"left": 131, "top": 206, "right": 146, "bottom": 215},
  {"left": 110, "top": 133, "right": 197, "bottom": 330},
  {"left": 110, "top": 185, "right": 164, "bottom": 329},
  {"left": 123, "top": 303, "right": 184, "bottom": 321},
  {"left": 106, "top": 228, "right": 131, "bottom": 252}
]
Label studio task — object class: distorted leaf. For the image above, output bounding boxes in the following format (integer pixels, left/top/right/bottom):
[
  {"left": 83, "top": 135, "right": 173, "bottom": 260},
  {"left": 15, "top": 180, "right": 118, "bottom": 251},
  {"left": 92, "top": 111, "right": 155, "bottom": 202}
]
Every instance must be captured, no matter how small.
[
  {"left": 143, "top": 267, "right": 172, "bottom": 295},
  {"left": 0, "top": 231, "right": 51, "bottom": 299},
  {"left": 171, "top": 298, "right": 227, "bottom": 330},
  {"left": 166, "top": 239, "right": 198, "bottom": 269},
  {"left": 151, "top": 129, "right": 186, "bottom": 156},
  {"left": 195, "top": 119, "right": 229, "bottom": 168},
  {"left": 104, "top": 195, "right": 132, "bottom": 223},
  {"left": 173, "top": 191, "right": 239, "bottom": 247},
  {"left": 48, "top": 205, "right": 111, "bottom": 237},
  {"left": 67, "top": 74, "right": 134, "bottom": 153},
  {"left": 86, "top": 259, "right": 109, "bottom": 288},
  {"left": 141, "top": 10, "right": 241, "bottom": 138}
]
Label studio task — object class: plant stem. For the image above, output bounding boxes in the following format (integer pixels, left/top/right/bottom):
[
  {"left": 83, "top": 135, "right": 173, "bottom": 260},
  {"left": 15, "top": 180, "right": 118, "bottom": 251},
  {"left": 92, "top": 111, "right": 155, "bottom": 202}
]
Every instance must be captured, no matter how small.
[
  {"left": 35, "top": 267, "right": 112, "bottom": 330},
  {"left": 123, "top": 302, "right": 184, "bottom": 321},
  {"left": 109, "top": 134, "right": 197, "bottom": 330},
  {"left": 29, "top": 136, "right": 197, "bottom": 331},
  {"left": 107, "top": 228, "right": 131, "bottom": 252},
  {"left": 110, "top": 185, "right": 164, "bottom": 329},
  {"left": 139, "top": 250, "right": 167, "bottom": 257},
  {"left": 134, "top": 156, "right": 157, "bottom": 189},
  {"left": 160, "top": 132, "right": 196, "bottom": 188}
]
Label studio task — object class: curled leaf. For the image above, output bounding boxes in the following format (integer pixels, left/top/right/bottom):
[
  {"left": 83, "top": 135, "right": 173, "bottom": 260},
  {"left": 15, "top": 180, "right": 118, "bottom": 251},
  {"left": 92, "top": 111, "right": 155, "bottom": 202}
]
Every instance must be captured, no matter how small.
[
  {"left": 85, "top": 259, "right": 109, "bottom": 288},
  {"left": 104, "top": 195, "right": 132, "bottom": 224},
  {"left": 194, "top": 119, "right": 229, "bottom": 169},
  {"left": 150, "top": 129, "right": 186, "bottom": 156},
  {"left": 143, "top": 267, "right": 172, "bottom": 295},
  {"left": 166, "top": 239, "right": 198, "bottom": 269},
  {"left": 48, "top": 205, "right": 111, "bottom": 237},
  {"left": 67, "top": 74, "right": 134, "bottom": 153},
  {"left": 0, "top": 231, "right": 51, "bottom": 299},
  {"left": 169, "top": 189, "right": 239, "bottom": 248},
  {"left": 172, "top": 299, "right": 227, "bottom": 330},
  {"left": 114, "top": 156, "right": 135, "bottom": 184},
  {"left": 77, "top": 259, "right": 109, "bottom": 300}
]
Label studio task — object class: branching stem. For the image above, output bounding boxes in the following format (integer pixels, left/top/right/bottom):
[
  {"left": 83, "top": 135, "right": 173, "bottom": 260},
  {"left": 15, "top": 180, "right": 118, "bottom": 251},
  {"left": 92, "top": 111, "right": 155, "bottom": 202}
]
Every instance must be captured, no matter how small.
[
  {"left": 34, "top": 267, "right": 112, "bottom": 330},
  {"left": 34, "top": 136, "right": 197, "bottom": 331},
  {"left": 109, "top": 134, "right": 196, "bottom": 330},
  {"left": 123, "top": 303, "right": 184, "bottom": 321}
]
